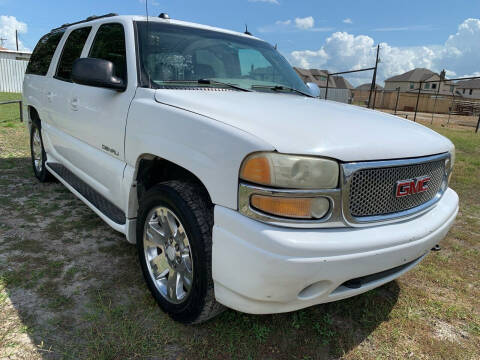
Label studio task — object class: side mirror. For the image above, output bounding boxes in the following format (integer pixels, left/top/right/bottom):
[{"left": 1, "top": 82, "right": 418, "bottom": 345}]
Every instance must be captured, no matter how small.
[
  {"left": 72, "top": 58, "right": 126, "bottom": 92},
  {"left": 306, "top": 82, "right": 321, "bottom": 98}
]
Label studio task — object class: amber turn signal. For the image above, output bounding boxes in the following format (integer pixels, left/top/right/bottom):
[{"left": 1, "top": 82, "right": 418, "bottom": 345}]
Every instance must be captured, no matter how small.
[
  {"left": 240, "top": 155, "right": 271, "bottom": 185},
  {"left": 251, "top": 195, "right": 330, "bottom": 219}
]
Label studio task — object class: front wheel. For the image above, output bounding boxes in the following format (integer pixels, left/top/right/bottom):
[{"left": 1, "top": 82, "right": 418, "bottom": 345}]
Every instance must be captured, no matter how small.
[{"left": 136, "top": 181, "right": 224, "bottom": 324}]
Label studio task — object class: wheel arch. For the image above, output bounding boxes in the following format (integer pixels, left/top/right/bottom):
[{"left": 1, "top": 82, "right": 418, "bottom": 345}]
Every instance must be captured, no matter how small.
[
  {"left": 28, "top": 106, "right": 41, "bottom": 129},
  {"left": 127, "top": 153, "right": 213, "bottom": 220}
]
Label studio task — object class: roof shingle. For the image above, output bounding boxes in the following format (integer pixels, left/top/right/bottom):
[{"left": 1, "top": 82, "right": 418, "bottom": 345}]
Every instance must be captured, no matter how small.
[
  {"left": 456, "top": 79, "right": 480, "bottom": 89},
  {"left": 385, "top": 68, "right": 438, "bottom": 83}
]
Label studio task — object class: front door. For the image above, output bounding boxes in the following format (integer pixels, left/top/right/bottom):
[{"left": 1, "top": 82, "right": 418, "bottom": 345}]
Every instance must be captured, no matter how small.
[{"left": 64, "top": 22, "right": 136, "bottom": 210}]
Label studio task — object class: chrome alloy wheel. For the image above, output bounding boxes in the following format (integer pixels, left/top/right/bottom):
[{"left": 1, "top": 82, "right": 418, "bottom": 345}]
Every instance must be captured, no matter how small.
[
  {"left": 32, "top": 127, "right": 43, "bottom": 173},
  {"left": 143, "top": 207, "right": 194, "bottom": 304}
]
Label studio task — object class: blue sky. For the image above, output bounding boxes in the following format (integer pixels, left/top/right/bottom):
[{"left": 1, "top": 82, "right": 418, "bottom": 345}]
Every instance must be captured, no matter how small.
[{"left": 1, "top": 0, "right": 479, "bottom": 84}]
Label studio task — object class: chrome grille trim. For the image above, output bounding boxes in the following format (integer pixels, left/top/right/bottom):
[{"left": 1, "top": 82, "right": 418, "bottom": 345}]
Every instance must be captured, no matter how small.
[
  {"left": 349, "top": 160, "right": 445, "bottom": 217},
  {"left": 341, "top": 153, "right": 450, "bottom": 226}
]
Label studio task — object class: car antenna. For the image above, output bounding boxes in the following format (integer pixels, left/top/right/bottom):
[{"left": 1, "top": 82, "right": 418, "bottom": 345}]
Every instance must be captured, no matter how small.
[{"left": 244, "top": 24, "right": 252, "bottom": 36}]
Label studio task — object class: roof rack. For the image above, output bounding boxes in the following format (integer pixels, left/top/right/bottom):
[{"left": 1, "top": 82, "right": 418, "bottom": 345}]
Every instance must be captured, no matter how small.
[{"left": 51, "top": 13, "right": 118, "bottom": 32}]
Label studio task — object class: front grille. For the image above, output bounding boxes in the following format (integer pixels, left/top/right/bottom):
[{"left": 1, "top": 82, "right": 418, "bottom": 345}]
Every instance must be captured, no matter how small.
[{"left": 348, "top": 159, "right": 445, "bottom": 217}]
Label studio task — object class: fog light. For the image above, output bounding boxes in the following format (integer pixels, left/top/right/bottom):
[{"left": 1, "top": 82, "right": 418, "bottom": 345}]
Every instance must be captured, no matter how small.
[{"left": 250, "top": 195, "right": 330, "bottom": 219}]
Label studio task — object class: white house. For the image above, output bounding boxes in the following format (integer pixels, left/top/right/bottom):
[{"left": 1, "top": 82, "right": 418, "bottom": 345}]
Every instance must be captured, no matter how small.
[
  {"left": 384, "top": 68, "right": 455, "bottom": 95},
  {"left": 456, "top": 79, "right": 480, "bottom": 99}
]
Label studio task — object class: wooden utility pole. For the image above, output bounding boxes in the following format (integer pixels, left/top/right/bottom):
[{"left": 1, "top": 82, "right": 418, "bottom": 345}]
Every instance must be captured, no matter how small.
[
  {"left": 15, "top": 30, "right": 19, "bottom": 51},
  {"left": 431, "top": 70, "right": 445, "bottom": 124}
]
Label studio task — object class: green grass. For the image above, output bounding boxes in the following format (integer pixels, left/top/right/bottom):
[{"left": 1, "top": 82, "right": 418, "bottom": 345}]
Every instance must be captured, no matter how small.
[
  {"left": 0, "top": 92, "right": 23, "bottom": 128},
  {"left": 0, "top": 101, "right": 478, "bottom": 359}
]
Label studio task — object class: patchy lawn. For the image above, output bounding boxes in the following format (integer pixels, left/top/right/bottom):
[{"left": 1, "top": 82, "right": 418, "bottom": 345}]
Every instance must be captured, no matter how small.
[
  {"left": 0, "top": 92, "right": 23, "bottom": 129},
  {"left": 0, "top": 96, "right": 479, "bottom": 359}
]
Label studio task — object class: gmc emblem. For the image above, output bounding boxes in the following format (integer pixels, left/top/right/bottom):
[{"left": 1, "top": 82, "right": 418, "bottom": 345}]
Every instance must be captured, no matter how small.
[{"left": 395, "top": 176, "right": 431, "bottom": 198}]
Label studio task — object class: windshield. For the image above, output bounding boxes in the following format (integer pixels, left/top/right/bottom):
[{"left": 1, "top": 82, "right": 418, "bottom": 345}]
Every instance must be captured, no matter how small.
[{"left": 135, "top": 21, "right": 309, "bottom": 94}]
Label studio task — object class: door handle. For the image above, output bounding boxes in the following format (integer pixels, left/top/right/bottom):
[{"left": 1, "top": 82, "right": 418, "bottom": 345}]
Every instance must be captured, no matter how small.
[
  {"left": 46, "top": 92, "right": 54, "bottom": 103},
  {"left": 70, "top": 97, "right": 79, "bottom": 111}
]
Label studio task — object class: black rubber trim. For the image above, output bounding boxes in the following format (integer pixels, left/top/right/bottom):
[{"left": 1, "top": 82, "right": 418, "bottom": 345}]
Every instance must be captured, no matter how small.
[
  {"left": 340, "top": 256, "right": 422, "bottom": 289},
  {"left": 48, "top": 163, "right": 126, "bottom": 225}
]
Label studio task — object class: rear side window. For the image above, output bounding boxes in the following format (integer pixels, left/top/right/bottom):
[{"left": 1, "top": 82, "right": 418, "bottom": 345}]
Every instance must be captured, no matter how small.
[
  {"left": 55, "top": 27, "right": 91, "bottom": 81},
  {"left": 89, "top": 23, "right": 127, "bottom": 81},
  {"left": 26, "top": 31, "right": 65, "bottom": 76}
]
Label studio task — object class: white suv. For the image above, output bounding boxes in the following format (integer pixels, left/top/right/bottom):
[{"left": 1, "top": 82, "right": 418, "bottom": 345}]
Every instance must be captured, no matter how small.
[{"left": 23, "top": 14, "right": 459, "bottom": 324}]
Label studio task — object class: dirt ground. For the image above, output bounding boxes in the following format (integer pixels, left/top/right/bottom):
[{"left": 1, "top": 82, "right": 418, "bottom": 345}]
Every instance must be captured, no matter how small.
[{"left": 0, "top": 118, "right": 479, "bottom": 359}]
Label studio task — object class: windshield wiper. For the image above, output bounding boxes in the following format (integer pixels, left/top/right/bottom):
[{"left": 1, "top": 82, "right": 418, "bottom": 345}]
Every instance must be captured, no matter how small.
[
  {"left": 197, "top": 79, "right": 252, "bottom": 92},
  {"left": 251, "top": 84, "right": 313, "bottom": 97},
  {"left": 157, "top": 79, "right": 252, "bottom": 92}
]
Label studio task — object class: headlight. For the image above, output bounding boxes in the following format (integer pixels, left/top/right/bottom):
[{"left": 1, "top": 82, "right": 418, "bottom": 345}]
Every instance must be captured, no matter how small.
[
  {"left": 239, "top": 152, "right": 339, "bottom": 221},
  {"left": 240, "top": 152, "right": 339, "bottom": 189}
]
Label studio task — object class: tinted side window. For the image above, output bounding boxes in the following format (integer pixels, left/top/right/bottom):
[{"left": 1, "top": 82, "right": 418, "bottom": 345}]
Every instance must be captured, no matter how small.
[
  {"left": 26, "top": 31, "right": 65, "bottom": 75},
  {"left": 89, "top": 23, "right": 127, "bottom": 81},
  {"left": 56, "top": 27, "right": 91, "bottom": 81}
]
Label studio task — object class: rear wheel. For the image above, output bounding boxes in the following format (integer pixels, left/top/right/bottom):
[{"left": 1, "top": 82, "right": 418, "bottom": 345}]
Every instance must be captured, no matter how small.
[
  {"left": 30, "top": 122, "right": 54, "bottom": 182},
  {"left": 137, "top": 181, "right": 224, "bottom": 324}
]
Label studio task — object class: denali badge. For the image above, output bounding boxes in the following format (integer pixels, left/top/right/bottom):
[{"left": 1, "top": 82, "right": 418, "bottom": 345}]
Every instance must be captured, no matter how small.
[
  {"left": 395, "top": 176, "right": 431, "bottom": 198},
  {"left": 102, "top": 144, "right": 119, "bottom": 157}
]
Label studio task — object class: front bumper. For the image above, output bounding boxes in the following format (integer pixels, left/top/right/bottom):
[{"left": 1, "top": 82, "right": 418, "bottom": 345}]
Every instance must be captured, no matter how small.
[{"left": 212, "top": 188, "right": 459, "bottom": 314}]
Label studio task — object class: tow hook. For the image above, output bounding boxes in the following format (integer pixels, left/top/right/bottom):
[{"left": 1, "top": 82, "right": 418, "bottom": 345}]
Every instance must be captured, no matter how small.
[{"left": 431, "top": 244, "right": 441, "bottom": 251}]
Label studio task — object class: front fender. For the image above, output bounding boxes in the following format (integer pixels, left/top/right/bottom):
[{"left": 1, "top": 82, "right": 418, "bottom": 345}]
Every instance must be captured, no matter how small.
[{"left": 124, "top": 88, "right": 274, "bottom": 212}]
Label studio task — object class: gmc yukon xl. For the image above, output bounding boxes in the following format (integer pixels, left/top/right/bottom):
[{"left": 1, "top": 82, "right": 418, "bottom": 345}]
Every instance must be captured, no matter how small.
[{"left": 23, "top": 14, "right": 459, "bottom": 324}]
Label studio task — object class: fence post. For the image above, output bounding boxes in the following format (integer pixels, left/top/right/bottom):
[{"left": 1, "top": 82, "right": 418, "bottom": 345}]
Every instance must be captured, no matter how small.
[
  {"left": 414, "top": 81, "right": 422, "bottom": 122},
  {"left": 325, "top": 74, "right": 330, "bottom": 100},
  {"left": 476, "top": 113, "right": 480, "bottom": 133},
  {"left": 368, "top": 44, "right": 380, "bottom": 109},
  {"left": 447, "top": 91, "right": 455, "bottom": 125},
  {"left": 394, "top": 87, "right": 400, "bottom": 115},
  {"left": 18, "top": 101, "right": 23, "bottom": 122}
]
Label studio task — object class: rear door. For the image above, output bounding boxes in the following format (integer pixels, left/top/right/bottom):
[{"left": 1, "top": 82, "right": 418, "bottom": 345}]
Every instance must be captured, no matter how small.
[{"left": 23, "top": 30, "right": 65, "bottom": 126}]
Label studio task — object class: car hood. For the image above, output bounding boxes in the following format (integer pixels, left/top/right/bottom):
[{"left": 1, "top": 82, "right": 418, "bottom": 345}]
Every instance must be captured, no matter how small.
[{"left": 154, "top": 90, "right": 453, "bottom": 162}]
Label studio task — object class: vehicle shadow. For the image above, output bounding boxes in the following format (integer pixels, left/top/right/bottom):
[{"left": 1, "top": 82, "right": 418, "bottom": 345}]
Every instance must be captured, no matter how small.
[{"left": 0, "top": 156, "right": 400, "bottom": 360}]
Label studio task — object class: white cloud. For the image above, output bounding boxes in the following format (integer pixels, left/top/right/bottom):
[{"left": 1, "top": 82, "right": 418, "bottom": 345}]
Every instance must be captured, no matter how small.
[
  {"left": 260, "top": 17, "right": 332, "bottom": 33},
  {"left": 138, "top": 0, "right": 160, "bottom": 6},
  {"left": 289, "top": 18, "right": 480, "bottom": 86},
  {"left": 373, "top": 25, "right": 433, "bottom": 32},
  {"left": 295, "top": 16, "right": 314, "bottom": 30},
  {"left": 0, "top": 15, "right": 28, "bottom": 51},
  {"left": 248, "top": 0, "right": 279, "bottom": 4},
  {"left": 343, "top": 18, "right": 353, "bottom": 24},
  {"left": 275, "top": 19, "right": 291, "bottom": 26}
]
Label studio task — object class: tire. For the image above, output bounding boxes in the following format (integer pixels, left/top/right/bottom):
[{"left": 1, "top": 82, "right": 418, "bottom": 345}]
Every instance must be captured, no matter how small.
[
  {"left": 136, "top": 180, "right": 224, "bottom": 324},
  {"left": 30, "top": 121, "right": 54, "bottom": 182}
]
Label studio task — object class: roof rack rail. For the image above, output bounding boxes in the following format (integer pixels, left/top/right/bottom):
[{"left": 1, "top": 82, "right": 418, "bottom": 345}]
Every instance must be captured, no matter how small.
[{"left": 51, "top": 13, "right": 118, "bottom": 32}]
